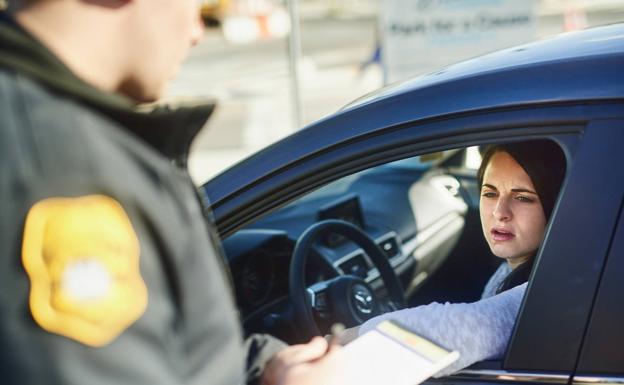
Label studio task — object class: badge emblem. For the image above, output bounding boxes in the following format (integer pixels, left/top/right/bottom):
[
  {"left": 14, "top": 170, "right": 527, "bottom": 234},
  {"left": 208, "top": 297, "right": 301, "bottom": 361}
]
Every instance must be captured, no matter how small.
[{"left": 22, "top": 195, "right": 148, "bottom": 347}]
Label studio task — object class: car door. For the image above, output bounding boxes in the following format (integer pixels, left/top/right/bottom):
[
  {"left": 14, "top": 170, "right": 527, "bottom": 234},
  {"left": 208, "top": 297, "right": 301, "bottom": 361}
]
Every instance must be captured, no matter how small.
[
  {"left": 573, "top": 204, "right": 624, "bottom": 383},
  {"left": 439, "top": 118, "right": 624, "bottom": 383}
]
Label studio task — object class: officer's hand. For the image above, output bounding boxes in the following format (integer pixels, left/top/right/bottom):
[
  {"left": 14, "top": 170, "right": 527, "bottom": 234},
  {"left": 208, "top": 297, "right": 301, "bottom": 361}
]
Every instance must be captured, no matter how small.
[{"left": 260, "top": 336, "right": 348, "bottom": 385}]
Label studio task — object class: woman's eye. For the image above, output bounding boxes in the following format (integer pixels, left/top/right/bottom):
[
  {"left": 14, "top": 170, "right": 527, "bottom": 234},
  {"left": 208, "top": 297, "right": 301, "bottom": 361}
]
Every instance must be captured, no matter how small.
[
  {"left": 481, "top": 191, "right": 497, "bottom": 198},
  {"left": 516, "top": 195, "right": 534, "bottom": 203}
]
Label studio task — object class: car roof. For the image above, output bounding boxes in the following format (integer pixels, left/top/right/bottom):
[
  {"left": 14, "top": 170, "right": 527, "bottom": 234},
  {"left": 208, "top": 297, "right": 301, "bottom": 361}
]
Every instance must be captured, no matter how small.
[{"left": 205, "top": 23, "right": 624, "bottom": 207}]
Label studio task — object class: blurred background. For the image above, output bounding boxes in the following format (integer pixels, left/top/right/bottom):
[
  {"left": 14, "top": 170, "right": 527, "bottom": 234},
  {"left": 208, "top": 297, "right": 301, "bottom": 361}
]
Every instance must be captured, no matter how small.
[{"left": 169, "top": 0, "right": 623, "bottom": 184}]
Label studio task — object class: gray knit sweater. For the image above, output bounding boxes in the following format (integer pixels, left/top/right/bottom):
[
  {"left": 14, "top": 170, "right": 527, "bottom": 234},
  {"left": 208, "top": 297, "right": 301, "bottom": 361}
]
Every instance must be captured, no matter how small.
[{"left": 358, "top": 278, "right": 526, "bottom": 377}]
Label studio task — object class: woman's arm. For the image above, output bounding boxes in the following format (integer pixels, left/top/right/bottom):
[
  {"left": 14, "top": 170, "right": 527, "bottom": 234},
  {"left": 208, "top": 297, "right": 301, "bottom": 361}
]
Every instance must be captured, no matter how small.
[{"left": 358, "top": 283, "right": 527, "bottom": 377}]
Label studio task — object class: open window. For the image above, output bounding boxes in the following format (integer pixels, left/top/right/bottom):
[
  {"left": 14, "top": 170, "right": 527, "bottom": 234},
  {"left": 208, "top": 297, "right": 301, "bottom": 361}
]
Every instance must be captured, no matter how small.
[{"left": 221, "top": 137, "right": 571, "bottom": 367}]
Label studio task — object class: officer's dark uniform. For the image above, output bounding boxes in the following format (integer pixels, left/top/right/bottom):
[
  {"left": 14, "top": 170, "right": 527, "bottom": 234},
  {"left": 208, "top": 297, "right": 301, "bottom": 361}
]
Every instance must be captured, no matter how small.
[{"left": 0, "top": 13, "right": 283, "bottom": 384}]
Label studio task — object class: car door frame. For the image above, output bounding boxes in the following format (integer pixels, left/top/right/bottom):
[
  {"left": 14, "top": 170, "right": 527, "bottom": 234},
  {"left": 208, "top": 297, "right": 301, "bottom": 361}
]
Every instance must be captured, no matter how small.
[{"left": 204, "top": 103, "right": 624, "bottom": 378}]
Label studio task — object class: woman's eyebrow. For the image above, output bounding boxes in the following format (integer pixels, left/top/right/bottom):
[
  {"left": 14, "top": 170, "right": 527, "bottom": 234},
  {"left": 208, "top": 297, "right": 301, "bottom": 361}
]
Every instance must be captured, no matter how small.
[
  {"left": 511, "top": 188, "right": 538, "bottom": 195},
  {"left": 482, "top": 184, "right": 538, "bottom": 195},
  {"left": 482, "top": 183, "right": 497, "bottom": 190}
]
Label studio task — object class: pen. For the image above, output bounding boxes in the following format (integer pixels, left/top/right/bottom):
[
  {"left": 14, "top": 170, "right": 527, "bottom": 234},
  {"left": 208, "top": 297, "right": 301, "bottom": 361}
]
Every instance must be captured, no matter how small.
[{"left": 326, "top": 323, "right": 345, "bottom": 353}]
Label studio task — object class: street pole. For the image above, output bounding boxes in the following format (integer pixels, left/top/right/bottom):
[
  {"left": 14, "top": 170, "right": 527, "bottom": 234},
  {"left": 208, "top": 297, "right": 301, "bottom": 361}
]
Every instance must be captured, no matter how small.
[{"left": 287, "top": 0, "right": 303, "bottom": 129}]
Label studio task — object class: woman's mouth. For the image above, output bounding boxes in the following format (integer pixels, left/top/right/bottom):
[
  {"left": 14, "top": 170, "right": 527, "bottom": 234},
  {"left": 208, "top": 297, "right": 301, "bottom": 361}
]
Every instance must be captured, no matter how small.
[{"left": 491, "top": 228, "right": 515, "bottom": 242}]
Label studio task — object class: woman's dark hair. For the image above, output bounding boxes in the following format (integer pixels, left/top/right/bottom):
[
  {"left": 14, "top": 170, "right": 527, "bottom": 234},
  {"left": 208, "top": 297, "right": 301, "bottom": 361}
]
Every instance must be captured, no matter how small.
[{"left": 477, "top": 140, "right": 567, "bottom": 293}]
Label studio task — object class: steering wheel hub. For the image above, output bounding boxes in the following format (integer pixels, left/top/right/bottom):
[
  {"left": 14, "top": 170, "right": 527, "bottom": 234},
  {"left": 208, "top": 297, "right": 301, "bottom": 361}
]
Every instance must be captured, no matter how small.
[
  {"left": 352, "top": 284, "right": 374, "bottom": 316},
  {"left": 323, "top": 276, "right": 378, "bottom": 327}
]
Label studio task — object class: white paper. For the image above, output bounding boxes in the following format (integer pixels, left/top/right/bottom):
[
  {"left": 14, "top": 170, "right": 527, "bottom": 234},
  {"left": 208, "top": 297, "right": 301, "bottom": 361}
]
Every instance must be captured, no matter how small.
[{"left": 343, "top": 321, "right": 459, "bottom": 385}]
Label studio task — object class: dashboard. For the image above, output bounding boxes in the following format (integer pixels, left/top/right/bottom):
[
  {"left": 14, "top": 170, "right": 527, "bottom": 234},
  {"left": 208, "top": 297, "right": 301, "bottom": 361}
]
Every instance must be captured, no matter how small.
[{"left": 221, "top": 164, "right": 470, "bottom": 341}]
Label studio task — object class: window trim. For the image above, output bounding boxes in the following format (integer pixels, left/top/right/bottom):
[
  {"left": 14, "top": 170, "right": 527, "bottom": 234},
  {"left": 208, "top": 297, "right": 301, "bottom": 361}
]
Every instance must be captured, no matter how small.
[
  {"left": 449, "top": 369, "right": 570, "bottom": 384},
  {"left": 573, "top": 376, "right": 624, "bottom": 385}
]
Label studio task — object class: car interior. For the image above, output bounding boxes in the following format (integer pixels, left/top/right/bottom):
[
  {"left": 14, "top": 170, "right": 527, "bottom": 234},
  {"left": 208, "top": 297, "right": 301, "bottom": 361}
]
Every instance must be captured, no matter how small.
[{"left": 220, "top": 144, "right": 512, "bottom": 346}]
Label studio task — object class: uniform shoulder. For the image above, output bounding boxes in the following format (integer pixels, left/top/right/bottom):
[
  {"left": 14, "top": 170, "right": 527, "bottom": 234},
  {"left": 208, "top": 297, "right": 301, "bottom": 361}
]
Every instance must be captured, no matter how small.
[{"left": 0, "top": 69, "right": 154, "bottom": 182}]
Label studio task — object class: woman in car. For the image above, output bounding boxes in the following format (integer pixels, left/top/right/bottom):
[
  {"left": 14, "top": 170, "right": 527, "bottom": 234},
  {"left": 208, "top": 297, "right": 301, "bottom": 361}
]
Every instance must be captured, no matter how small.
[
  {"left": 346, "top": 140, "right": 566, "bottom": 376},
  {"left": 478, "top": 141, "right": 565, "bottom": 299}
]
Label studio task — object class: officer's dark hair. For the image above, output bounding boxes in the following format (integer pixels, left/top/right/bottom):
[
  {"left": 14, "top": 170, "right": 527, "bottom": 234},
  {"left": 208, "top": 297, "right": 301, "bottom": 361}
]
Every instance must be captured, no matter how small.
[{"left": 477, "top": 140, "right": 567, "bottom": 293}]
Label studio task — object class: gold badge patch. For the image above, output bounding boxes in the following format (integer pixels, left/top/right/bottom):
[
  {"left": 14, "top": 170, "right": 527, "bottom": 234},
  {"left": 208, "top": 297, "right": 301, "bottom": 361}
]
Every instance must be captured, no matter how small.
[{"left": 22, "top": 195, "right": 148, "bottom": 347}]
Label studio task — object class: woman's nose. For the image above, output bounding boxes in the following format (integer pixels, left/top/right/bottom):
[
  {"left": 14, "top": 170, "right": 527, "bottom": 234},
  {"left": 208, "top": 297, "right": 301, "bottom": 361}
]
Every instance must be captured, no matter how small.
[{"left": 493, "top": 197, "right": 512, "bottom": 221}]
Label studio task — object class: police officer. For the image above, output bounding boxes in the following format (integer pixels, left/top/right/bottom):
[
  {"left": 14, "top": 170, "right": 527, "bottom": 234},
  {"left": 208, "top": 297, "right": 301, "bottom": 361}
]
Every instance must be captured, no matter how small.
[{"left": 0, "top": 1, "right": 345, "bottom": 384}]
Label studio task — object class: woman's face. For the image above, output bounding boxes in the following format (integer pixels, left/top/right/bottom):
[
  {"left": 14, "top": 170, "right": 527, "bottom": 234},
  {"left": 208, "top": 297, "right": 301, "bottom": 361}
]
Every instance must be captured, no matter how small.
[{"left": 479, "top": 151, "right": 547, "bottom": 268}]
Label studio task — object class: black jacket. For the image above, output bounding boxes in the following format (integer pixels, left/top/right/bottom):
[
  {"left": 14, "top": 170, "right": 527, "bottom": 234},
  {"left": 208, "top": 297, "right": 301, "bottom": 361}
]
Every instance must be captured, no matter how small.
[{"left": 0, "top": 13, "right": 279, "bottom": 385}]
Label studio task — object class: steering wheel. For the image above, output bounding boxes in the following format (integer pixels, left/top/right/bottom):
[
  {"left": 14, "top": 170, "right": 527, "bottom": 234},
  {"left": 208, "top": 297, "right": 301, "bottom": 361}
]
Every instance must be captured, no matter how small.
[{"left": 289, "top": 220, "right": 406, "bottom": 339}]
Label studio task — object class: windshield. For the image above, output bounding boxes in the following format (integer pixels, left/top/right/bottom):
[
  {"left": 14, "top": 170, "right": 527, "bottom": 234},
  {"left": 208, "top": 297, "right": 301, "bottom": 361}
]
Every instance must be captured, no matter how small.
[{"left": 293, "top": 151, "right": 455, "bottom": 205}]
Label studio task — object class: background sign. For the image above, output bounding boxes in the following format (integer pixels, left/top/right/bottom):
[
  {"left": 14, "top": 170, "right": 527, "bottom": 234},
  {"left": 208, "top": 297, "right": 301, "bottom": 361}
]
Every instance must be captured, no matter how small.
[{"left": 381, "top": 0, "right": 536, "bottom": 83}]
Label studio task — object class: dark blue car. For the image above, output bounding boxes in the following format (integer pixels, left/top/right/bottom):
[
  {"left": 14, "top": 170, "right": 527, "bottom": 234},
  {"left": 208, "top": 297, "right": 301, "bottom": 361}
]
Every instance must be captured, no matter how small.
[{"left": 203, "top": 24, "right": 624, "bottom": 383}]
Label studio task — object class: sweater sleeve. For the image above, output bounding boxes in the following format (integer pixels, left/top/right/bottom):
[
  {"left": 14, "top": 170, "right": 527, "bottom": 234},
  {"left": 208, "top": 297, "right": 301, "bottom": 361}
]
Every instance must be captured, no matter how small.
[{"left": 358, "top": 283, "right": 527, "bottom": 377}]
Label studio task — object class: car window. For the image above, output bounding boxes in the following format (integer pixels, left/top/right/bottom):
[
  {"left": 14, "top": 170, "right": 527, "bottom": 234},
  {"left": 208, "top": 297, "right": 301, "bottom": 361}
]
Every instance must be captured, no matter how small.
[{"left": 227, "top": 139, "right": 568, "bottom": 343}]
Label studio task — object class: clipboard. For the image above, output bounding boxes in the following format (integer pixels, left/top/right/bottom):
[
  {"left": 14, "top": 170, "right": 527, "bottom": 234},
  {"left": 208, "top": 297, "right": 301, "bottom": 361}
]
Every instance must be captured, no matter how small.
[{"left": 343, "top": 320, "right": 460, "bottom": 385}]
